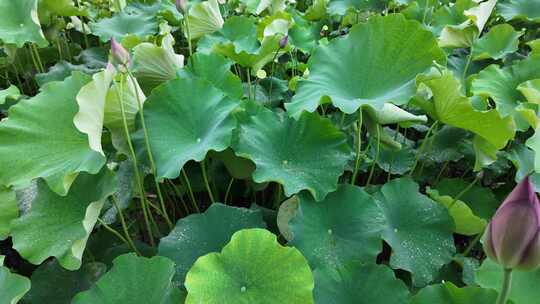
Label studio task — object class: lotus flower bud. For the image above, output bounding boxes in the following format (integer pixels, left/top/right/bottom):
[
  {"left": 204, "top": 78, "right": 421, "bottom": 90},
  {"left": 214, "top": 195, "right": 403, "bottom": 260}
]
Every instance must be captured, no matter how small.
[
  {"left": 176, "top": 0, "right": 187, "bottom": 14},
  {"left": 279, "top": 35, "right": 288, "bottom": 49},
  {"left": 482, "top": 176, "right": 540, "bottom": 270},
  {"left": 110, "top": 38, "right": 130, "bottom": 68}
]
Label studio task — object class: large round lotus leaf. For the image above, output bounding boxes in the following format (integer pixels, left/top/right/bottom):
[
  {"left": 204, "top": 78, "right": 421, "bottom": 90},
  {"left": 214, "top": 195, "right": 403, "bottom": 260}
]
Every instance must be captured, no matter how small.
[
  {"left": 178, "top": 52, "right": 243, "bottom": 99},
  {"left": 471, "top": 56, "right": 540, "bottom": 131},
  {"left": 132, "top": 34, "right": 184, "bottom": 93},
  {"left": 476, "top": 259, "right": 540, "bottom": 304},
  {"left": 0, "top": 265, "right": 30, "bottom": 304},
  {"left": 472, "top": 24, "right": 523, "bottom": 60},
  {"left": 233, "top": 108, "right": 352, "bottom": 201},
  {"left": 0, "top": 0, "right": 48, "bottom": 47},
  {"left": 90, "top": 11, "right": 158, "bottom": 42},
  {"left": 0, "top": 72, "right": 105, "bottom": 195},
  {"left": 411, "top": 282, "right": 498, "bottom": 304},
  {"left": 38, "top": 0, "right": 81, "bottom": 25},
  {"left": 286, "top": 14, "right": 446, "bottom": 117},
  {"left": 498, "top": 0, "right": 540, "bottom": 22},
  {"left": 184, "top": 228, "right": 314, "bottom": 304},
  {"left": 288, "top": 185, "right": 385, "bottom": 269},
  {"left": 135, "top": 77, "right": 240, "bottom": 179},
  {"left": 24, "top": 260, "right": 106, "bottom": 303},
  {"left": 10, "top": 168, "right": 116, "bottom": 270},
  {"left": 0, "top": 186, "right": 17, "bottom": 240},
  {"left": 158, "top": 203, "right": 266, "bottom": 284},
  {"left": 72, "top": 254, "right": 183, "bottom": 303},
  {"left": 313, "top": 263, "right": 410, "bottom": 304},
  {"left": 328, "top": 0, "right": 386, "bottom": 15},
  {"left": 374, "top": 177, "right": 456, "bottom": 287}
]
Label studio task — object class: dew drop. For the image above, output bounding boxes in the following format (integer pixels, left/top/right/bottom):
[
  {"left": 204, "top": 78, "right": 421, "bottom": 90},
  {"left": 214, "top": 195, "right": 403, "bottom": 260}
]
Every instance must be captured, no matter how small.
[
  {"left": 282, "top": 160, "right": 288, "bottom": 165},
  {"left": 19, "top": 23, "right": 24, "bottom": 28},
  {"left": 196, "top": 138, "right": 201, "bottom": 143},
  {"left": 327, "top": 229, "right": 333, "bottom": 235},
  {"left": 240, "top": 286, "right": 247, "bottom": 293},
  {"left": 394, "top": 228, "right": 398, "bottom": 233}
]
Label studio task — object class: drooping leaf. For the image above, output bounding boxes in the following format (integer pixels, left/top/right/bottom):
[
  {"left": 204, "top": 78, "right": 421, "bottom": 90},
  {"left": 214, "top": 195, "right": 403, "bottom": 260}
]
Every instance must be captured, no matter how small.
[
  {"left": 288, "top": 185, "right": 385, "bottom": 269},
  {"left": 0, "top": 85, "right": 21, "bottom": 105},
  {"left": 0, "top": 72, "right": 105, "bottom": 195},
  {"left": 135, "top": 77, "right": 240, "bottom": 179},
  {"left": 498, "top": 0, "right": 540, "bottom": 23},
  {"left": 24, "top": 260, "right": 106, "bottom": 303},
  {"left": 411, "top": 282, "right": 498, "bottom": 304},
  {"left": 0, "top": 0, "right": 48, "bottom": 47},
  {"left": 374, "top": 177, "right": 456, "bottom": 287},
  {"left": 0, "top": 186, "right": 17, "bottom": 240},
  {"left": 10, "top": 168, "right": 116, "bottom": 270},
  {"left": 476, "top": 259, "right": 540, "bottom": 304},
  {"left": 184, "top": 228, "right": 314, "bottom": 304},
  {"left": 472, "top": 24, "right": 523, "bottom": 60},
  {"left": 35, "top": 61, "right": 97, "bottom": 86},
  {"left": 72, "top": 254, "right": 183, "bottom": 303},
  {"left": 0, "top": 264, "right": 30, "bottom": 304},
  {"left": 132, "top": 33, "right": 184, "bottom": 93},
  {"left": 90, "top": 11, "right": 158, "bottom": 42},
  {"left": 38, "top": 0, "right": 81, "bottom": 24},
  {"left": 187, "top": 0, "right": 224, "bottom": 40},
  {"left": 518, "top": 79, "right": 540, "bottom": 103},
  {"left": 158, "top": 203, "right": 266, "bottom": 284},
  {"left": 327, "top": 0, "right": 386, "bottom": 15},
  {"left": 313, "top": 263, "right": 410, "bottom": 304},
  {"left": 233, "top": 108, "right": 352, "bottom": 201},
  {"left": 286, "top": 14, "right": 445, "bottom": 117},
  {"left": 239, "top": 0, "right": 286, "bottom": 15}
]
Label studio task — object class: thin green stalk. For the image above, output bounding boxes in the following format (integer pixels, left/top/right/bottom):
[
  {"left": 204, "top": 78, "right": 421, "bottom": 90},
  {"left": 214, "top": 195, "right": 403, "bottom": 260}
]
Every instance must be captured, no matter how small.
[
  {"left": 496, "top": 269, "right": 512, "bottom": 304},
  {"left": 111, "top": 196, "right": 141, "bottom": 255},
  {"left": 224, "top": 177, "right": 234, "bottom": 204},
  {"left": 448, "top": 173, "right": 482, "bottom": 209},
  {"left": 351, "top": 109, "right": 363, "bottom": 184},
  {"left": 463, "top": 232, "right": 483, "bottom": 257},
  {"left": 31, "top": 44, "right": 45, "bottom": 73},
  {"left": 126, "top": 71, "right": 173, "bottom": 229},
  {"left": 366, "top": 125, "right": 380, "bottom": 187},
  {"left": 462, "top": 46, "right": 474, "bottom": 82},
  {"left": 28, "top": 45, "right": 42, "bottom": 74},
  {"left": 11, "top": 63, "right": 24, "bottom": 94},
  {"left": 201, "top": 160, "right": 216, "bottom": 203},
  {"left": 387, "top": 125, "right": 401, "bottom": 182},
  {"left": 268, "top": 46, "right": 281, "bottom": 97},
  {"left": 115, "top": 74, "right": 155, "bottom": 247},
  {"left": 183, "top": 15, "right": 193, "bottom": 56},
  {"left": 409, "top": 121, "right": 439, "bottom": 177},
  {"left": 246, "top": 69, "right": 252, "bottom": 100},
  {"left": 74, "top": 0, "right": 90, "bottom": 48},
  {"left": 182, "top": 169, "right": 200, "bottom": 212},
  {"left": 435, "top": 160, "right": 450, "bottom": 184},
  {"left": 97, "top": 218, "right": 138, "bottom": 253},
  {"left": 56, "top": 40, "right": 64, "bottom": 60},
  {"left": 167, "top": 180, "right": 189, "bottom": 215}
]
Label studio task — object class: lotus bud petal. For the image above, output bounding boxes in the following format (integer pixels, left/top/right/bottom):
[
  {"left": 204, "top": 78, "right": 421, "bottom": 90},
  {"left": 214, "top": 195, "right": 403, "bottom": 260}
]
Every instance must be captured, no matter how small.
[
  {"left": 279, "top": 35, "right": 288, "bottom": 49},
  {"left": 110, "top": 38, "right": 130, "bottom": 68},
  {"left": 176, "top": 0, "right": 187, "bottom": 14},
  {"left": 482, "top": 176, "right": 540, "bottom": 270}
]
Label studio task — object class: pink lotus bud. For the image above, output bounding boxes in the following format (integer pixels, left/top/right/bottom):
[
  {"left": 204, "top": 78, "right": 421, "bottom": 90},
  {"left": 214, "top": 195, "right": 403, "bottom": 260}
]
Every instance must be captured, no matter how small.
[
  {"left": 176, "top": 0, "right": 187, "bottom": 14},
  {"left": 482, "top": 176, "right": 540, "bottom": 270},
  {"left": 279, "top": 35, "right": 288, "bottom": 49},
  {"left": 110, "top": 38, "right": 131, "bottom": 67}
]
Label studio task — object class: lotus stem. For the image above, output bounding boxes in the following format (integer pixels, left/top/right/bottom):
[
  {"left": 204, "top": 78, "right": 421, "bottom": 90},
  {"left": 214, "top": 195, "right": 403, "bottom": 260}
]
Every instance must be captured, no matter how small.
[
  {"left": 351, "top": 109, "right": 363, "bottom": 184},
  {"left": 182, "top": 169, "right": 200, "bottom": 212},
  {"left": 366, "top": 124, "right": 380, "bottom": 187},
  {"left": 496, "top": 269, "right": 512, "bottom": 304},
  {"left": 111, "top": 196, "right": 141, "bottom": 255},
  {"left": 224, "top": 177, "right": 234, "bottom": 204},
  {"left": 409, "top": 120, "right": 439, "bottom": 177},
  {"left": 183, "top": 14, "right": 193, "bottom": 56},
  {"left": 201, "top": 160, "right": 216, "bottom": 203}
]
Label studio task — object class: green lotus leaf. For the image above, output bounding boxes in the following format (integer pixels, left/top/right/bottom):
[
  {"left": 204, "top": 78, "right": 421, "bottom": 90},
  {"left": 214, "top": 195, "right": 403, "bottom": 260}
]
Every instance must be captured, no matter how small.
[
  {"left": 423, "top": 126, "right": 470, "bottom": 163},
  {"left": 239, "top": 0, "right": 285, "bottom": 15},
  {"left": 529, "top": 39, "right": 540, "bottom": 56},
  {"left": 0, "top": 264, "right": 30, "bottom": 304},
  {"left": 74, "top": 64, "right": 116, "bottom": 156},
  {"left": 327, "top": 0, "right": 386, "bottom": 15},
  {"left": 305, "top": 0, "right": 327, "bottom": 21},
  {"left": 132, "top": 34, "right": 184, "bottom": 93},
  {"left": 0, "top": 0, "right": 48, "bottom": 47},
  {"left": 426, "top": 187, "right": 486, "bottom": 235},
  {"left": 374, "top": 177, "right": 456, "bottom": 287},
  {"left": 104, "top": 74, "right": 146, "bottom": 154},
  {"left": 233, "top": 108, "right": 352, "bottom": 201},
  {"left": 471, "top": 56, "right": 540, "bottom": 130},
  {"left": 198, "top": 16, "right": 287, "bottom": 70},
  {"left": 38, "top": 0, "right": 81, "bottom": 25},
  {"left": 472, "top": 24, "right": 523, "bottom": 60},
  {"left": 158, "top": 203, "right": 266, "bottom": 284},
  {"left": 187, "top": 0, "right": 224, "bottom": 40},
  {"left": 288, "top": 185, "right": 385, "bottom": 269},
  {"left": 10, "top": 168, "right": 116, "bottom": 270},
  {"left": 411, "top": 282, "right": 498, "bottom": 304},
  {"left": 288, "top": 11, "right": 320, "bottom": 54},
  {"left": 276, "top": 196, "right": 299, "bottom": 241},
  {"left": 313, "top": 263, "right": 410, "bottom": 304},
  {"left": 0, "top": 186, "right": 17, "bottom": 240},
  {"left": 369, "top": 141, "right": 416, "bottom": 174},
  {"left": 0, "top": 85, "right": 20, "bottom": 105},
  {"left": 25, "top": 260, "right": 106, "bottom": 303},
  {"left": 35, "top": 61, "right": 97, "bottom": 86},
  {"left": 256, "top": 13, "right": 291, "bottom": 40},
  {"left": 90, "top": 11, "right": 158, "bottom": 42},
  {"left": 73, "top": 253, "right": 183, "bottom": 303},
  {"left": 211, "top": 148, "right": 256, "bottom": 180},
  {"left": 498, "top": 0, "right": 540, "bottom": 23},
  {"left": 476, "top": 259, "right": 540, "bottom": 304},
  {"left": 434, "top": 178, "right": 498, "bottom": 220},
  {"left": 418, "top": 73, "right": 515, "bottom": 151},
  {"left": 518, "top": 79, "right": 540, "bottom": 103},
  {"left": 506, "top": 144, "right": 535, "bottom": 182},
  {"left": 0, "top": 72, "right": 105, "bottom": 195},
  {"left": 286, "top": 14, "right": 445, "bottom": 117},
  {"left": 178, "top": 52, "right": 243, "bottom": 99},
  {"left": 438, "top": 21, "right": 478, "bottom": 48},
  {"left": 185, "top": 228, "right": 314, "bottom": 304},
  {"left": 136, "top": 77, "right": 240, "bottom": 179},
  {"left": 463, "top": 0, "right": 496, "bottom": 33}
]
